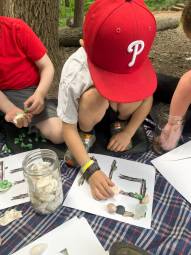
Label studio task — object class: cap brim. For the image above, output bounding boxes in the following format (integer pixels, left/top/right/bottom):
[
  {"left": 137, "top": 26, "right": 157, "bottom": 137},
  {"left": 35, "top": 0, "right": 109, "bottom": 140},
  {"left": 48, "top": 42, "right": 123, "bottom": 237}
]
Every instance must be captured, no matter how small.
[{"left": 87, "top": 58, "right": 157, "bottom": 103}]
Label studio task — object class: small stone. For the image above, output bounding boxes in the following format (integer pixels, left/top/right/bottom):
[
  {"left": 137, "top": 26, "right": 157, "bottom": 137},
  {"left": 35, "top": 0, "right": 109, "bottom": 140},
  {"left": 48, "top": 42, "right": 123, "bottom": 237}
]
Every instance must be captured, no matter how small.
[
  {"left": 116, "top": 205, "right": 125, "bottom": 215},
  {"left": 134, "top": 204, "right": 148, "bottom": 220},
  {"left": 0, "top": 180, "right": 12, "bottom": 192},
  {"left": 141, "top": 194, "right": 149, "bottom": 205},
  {"left": 110, "top": 185, "right": 120, "bottom": 195},
  {"left": 107, "top": 203, "right": 117, "bottom": 214},
  {"left": 30, "top": 243, "right": 48, "bottom": 255},
  {"left": 123, "top": 211, "right": 134, "bottom": 217}
]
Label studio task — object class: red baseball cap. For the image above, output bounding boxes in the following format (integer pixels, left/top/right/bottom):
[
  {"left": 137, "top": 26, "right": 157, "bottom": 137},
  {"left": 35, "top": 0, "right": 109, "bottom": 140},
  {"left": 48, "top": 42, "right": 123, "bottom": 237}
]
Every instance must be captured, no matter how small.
[{"left": 83, "top": 0, "right": 157, "bottom": 103}]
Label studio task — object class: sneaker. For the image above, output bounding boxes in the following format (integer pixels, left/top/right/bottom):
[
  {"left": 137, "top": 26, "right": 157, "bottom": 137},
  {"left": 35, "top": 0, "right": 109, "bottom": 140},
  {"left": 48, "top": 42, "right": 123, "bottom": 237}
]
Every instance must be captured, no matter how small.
[
  {"left": 110, "top": 120, "right": 133, "bottom": 150},
  {"left": 64, "top": 131, "right": 96, "bottom": 167}
]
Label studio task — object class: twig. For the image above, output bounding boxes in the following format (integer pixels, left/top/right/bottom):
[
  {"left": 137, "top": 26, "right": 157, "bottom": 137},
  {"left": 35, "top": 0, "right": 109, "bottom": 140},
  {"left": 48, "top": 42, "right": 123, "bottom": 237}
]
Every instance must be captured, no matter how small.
[{"left": 109, "top": 160, "right": 117, "bottom": 180}]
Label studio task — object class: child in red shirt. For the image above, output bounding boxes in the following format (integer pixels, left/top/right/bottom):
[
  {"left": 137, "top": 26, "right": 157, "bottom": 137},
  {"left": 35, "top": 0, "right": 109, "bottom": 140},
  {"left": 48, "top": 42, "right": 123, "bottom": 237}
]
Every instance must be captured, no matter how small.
[{"left": 0, "top": 16, "right": 64, "bottom": 144}]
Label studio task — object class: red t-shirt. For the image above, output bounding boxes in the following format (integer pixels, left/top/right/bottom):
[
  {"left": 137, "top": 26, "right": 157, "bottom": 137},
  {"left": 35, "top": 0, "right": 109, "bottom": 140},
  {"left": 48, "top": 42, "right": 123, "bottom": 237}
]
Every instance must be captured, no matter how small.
[{"left": 0, "top": 17, "right": 47, "bottom": 90}]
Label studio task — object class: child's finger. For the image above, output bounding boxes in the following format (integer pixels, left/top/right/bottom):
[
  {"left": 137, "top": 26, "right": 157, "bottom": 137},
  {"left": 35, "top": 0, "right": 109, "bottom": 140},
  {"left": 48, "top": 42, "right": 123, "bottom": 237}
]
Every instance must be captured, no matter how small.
[
  {"left": 107, "top": 139, "right": 117, "bottom": 150},
  {"left": 93, "top": 188, "right": 106, "bottom": 201}
]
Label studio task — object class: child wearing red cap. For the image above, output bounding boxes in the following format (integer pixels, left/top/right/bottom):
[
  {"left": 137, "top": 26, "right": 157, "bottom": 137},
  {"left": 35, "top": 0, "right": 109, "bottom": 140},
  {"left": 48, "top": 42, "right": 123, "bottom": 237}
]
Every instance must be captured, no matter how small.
[
  {"left": 58, "top": 0, "right": 157, "bottom": 200},
  {"left": 158, "top": 1, "right": 191, "bottom": 151},
  {"left": 0, "top": 17, "right": 64, "bottom": 144}
]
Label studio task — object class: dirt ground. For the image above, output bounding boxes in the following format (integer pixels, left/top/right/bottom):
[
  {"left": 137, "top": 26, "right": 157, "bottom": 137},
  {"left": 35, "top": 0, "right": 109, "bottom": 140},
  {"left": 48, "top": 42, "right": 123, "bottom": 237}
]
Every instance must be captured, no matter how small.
[
  {"left": 54, "top": 11, "right": 191, "bottom": 98},
  {"left": 151, "top": 22, "right": 191, "bottom": 77}
]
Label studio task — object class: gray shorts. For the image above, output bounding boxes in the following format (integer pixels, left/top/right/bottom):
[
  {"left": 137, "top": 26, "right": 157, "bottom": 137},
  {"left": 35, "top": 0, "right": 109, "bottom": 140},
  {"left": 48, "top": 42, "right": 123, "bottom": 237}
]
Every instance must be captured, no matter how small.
[{"left": 3, "top": 87, "right": 57, "bottom": 125}]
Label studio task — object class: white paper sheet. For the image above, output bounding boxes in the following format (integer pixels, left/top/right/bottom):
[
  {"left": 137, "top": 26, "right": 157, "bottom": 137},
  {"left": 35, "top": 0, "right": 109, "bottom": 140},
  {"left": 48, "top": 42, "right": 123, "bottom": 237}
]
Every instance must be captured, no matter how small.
[
  {"left": 12, "top": 217, "right": 108, "bottom": 255},
  {"left": 0, "top": 150, "right": 41, "bottom": 210},
  {"left": 63, "top": 154, "right": 155, "bottom": 229},
  {"left": 152, "top": 141, "right": 191, "bottom": 203}
]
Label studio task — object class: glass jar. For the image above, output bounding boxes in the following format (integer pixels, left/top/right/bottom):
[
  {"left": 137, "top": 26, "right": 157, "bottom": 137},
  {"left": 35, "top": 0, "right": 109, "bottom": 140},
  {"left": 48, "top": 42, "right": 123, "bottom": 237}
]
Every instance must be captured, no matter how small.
[
  {"left": 153, "top": 109, "right": 184, "bottom": 155},
  {"left": 23, "top": 149, "right": 63, "bottom": 214}
]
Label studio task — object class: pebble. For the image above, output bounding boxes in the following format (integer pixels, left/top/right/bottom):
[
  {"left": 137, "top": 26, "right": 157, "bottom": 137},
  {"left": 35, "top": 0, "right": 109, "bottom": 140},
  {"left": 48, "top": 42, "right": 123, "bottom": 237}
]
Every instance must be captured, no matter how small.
[
  {"left": 107, "top": 203, "right": 117, "bottom": 214},
  {"left": 30, "top": 243, "right": 48, "bottom": 255},
  {"left": 110, "top": 185, "right": 120, "bottom": 195},
  {"left": 123, "top": 211, "right": 134, "bottom": 218},
  {"left": 134, "top": 204, "right": 148, "bottom": 219},
  {"left": 116, "top": 205, "right": 125, "bottom": 215},
  {"left": 141, "top": 194, "right": 150, "bottom": 205}
]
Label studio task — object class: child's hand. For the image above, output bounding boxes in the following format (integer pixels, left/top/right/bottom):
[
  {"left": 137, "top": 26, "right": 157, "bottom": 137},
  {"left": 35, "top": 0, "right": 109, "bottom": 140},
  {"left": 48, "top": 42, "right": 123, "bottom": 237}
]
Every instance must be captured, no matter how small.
[
  {"left": 24, "top": 92, "right": 45, "bottom": 115},
  {"left": 88, "top": 171, "right": 115, "bottom": 200},
  {"left": 5, "top": 106, "right": 32, "bottom": 128},
  {"left": 107, "top": 131, "right": 131, "bottom": 152},
  {"left": 159, "top": 122, "right": 182, "bottom": 151}
]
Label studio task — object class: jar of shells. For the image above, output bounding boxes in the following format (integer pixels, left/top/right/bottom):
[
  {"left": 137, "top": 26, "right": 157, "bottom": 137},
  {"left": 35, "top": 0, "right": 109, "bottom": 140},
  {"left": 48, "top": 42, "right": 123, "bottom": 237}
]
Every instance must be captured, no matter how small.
[{"left": 23, "top": 149, "right": 63, "bottom": 215}]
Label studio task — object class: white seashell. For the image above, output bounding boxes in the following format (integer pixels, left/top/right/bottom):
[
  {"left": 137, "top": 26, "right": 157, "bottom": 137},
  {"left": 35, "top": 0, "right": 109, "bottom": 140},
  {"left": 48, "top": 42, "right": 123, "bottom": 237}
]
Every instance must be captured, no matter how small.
[
  {"left": 13, "top": 113, "right": 25, "bottom": 125},
  {"left": 36, "top": 176, "right": 53, "bottom": 189},
  {"left": 39, "top": 193, "right": 55, "bottom": 202},
  {"left": 43, "top": 179, "right": 58, "bottom": 193},
  {"left": 111, "top": 185, "right": 120, "bottom": 195},
  {"left": 30, "top": 243, "right": 48, "bottom": 255}
]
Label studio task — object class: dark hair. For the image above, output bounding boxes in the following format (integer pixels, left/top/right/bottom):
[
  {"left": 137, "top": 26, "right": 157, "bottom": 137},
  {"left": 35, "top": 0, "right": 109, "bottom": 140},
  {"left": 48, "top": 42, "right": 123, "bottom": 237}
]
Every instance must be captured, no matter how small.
[{"left": 182, "top": 0, "right": 191, "bottom": 35}]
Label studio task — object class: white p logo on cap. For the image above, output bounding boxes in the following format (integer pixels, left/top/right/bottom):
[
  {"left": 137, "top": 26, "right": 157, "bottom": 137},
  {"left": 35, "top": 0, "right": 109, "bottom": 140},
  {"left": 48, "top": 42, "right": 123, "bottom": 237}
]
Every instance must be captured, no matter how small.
[{"left": 127, "top": 40, "right": 145, "bottom": 67}]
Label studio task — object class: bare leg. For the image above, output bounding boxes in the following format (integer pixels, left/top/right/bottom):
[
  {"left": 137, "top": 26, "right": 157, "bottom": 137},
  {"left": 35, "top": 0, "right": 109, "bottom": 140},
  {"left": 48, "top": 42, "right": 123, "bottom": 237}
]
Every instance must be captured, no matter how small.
[
  {"left": 35, "top": 117, "right": 64, "bottom": 144},
  {"left": 108, "top": 99, "right": 151, "bottom": 152},
  {"left": 78, "top": 88, "right": 109, "bottom": 132},
  {"left": 117, "top": 101, "right": 142, "bottom": 120}
]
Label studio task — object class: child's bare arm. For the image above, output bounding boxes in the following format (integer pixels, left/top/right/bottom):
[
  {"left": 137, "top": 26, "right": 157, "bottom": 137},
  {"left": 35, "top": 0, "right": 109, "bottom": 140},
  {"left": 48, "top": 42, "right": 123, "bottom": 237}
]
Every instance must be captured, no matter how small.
[
  {"left": 169, "top": 70, "right": 191, "bottom": 117},
  {"left": 62, "top": 122, "right": 114, "bottom": 200},
  {"left": 24, "top": 54, "right": 54, "bottom": 115},
  {"left": 158, "top": 71, "right": 191, "bottom": 151},
  {"left": 107, "top": 96, "right": 153, "bottom": 152}
]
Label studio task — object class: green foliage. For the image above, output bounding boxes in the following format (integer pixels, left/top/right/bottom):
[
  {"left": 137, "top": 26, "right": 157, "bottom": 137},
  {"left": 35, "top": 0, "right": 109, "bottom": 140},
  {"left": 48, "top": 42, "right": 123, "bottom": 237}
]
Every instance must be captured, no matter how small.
[
  {"left": 59, "top": 0, "right": 184, "bottom": 27},
  {"left": 59, "top": 0, "right": 93, "bottom": 27},
  {"left": 145, "top": 0, "right": 183, "bottom": 10}
]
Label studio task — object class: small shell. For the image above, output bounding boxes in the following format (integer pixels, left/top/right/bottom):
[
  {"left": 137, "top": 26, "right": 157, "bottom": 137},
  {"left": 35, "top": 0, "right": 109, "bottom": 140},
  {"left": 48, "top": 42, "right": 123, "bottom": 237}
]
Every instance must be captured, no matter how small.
[
  {"left": 110, "top": 185, "right": 120, "bottom": 195},
  {"left": 107, "top": 203, "right": 117, "bottom": 214},
  {"left": 30, "top": 243, "right": 48, "bottom": 255},
  {"left": 141, "top": 194, "right": 150, "bottom": 205}
]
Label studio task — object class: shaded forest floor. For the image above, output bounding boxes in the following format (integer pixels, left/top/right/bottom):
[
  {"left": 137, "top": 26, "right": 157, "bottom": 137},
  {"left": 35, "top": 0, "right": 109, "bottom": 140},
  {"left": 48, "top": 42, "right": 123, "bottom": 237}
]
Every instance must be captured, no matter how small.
[{"left": 51, "top": 11, "right": 191, "bottom": 98}]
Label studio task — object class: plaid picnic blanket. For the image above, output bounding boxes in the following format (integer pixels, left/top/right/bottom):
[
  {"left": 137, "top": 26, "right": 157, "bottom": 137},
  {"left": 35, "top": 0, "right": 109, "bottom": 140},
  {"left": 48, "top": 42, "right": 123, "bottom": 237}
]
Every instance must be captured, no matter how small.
[{"left": 0, "top": 122, "right": 191, "bottom": 255}]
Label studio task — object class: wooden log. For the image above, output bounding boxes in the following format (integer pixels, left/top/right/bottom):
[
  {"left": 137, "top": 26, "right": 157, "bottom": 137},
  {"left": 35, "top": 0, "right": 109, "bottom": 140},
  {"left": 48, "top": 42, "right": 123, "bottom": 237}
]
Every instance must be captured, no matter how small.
[
  {"left": 59, "top": 13, "right": 181, "bottom": 47},
  {"left": 59, "top": 27, "right": 82, "bottom": 47}
]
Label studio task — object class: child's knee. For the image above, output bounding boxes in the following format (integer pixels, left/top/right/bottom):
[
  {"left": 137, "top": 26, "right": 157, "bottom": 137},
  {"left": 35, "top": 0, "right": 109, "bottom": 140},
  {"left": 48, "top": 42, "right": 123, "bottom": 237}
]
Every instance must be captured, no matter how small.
[
  {"left": 80, "top": 88, "right": 109, "bottom": 111},
  {"left": 118, "top": 101, "right": 143, "bottom": 118},
  {"left": 36, "top": 118, "right": 64, "bottom": 144}
]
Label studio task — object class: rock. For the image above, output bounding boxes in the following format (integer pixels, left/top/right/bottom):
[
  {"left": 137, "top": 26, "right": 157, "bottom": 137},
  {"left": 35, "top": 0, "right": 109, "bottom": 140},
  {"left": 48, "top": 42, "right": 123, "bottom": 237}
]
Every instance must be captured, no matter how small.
[
  {"left": 107, "top": 203, "right": 117, "bottom": 214},
  {"left": 111, "top": 185, "right": 120, "bottom": 195},
  {"left": 30, "top": 243, "right": 48, "bottom": 255},
  {"left": 116, "top": 205, "right": 126, "bottom": 215}
]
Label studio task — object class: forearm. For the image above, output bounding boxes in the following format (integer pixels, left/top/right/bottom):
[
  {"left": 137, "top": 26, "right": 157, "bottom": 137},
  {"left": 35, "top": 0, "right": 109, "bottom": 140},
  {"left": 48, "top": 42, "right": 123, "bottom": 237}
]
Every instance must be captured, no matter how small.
[
  {"left": 124, "top": 96, "right": 153, "bottom": 138},
  {"left": 169, "top": 71, "right": 191, "bottom": 117},
  {"left": 35, "top": 63, "right": 54, "bottom": 98},
  {"left": 34, "top": 54, "right": 54, "bottom": 98},
  {"left": 62, "top": 122, "right": 90, "bottom": 166},
  {"left": 0, "top": 91, "right": 16, "bottom": 113}
]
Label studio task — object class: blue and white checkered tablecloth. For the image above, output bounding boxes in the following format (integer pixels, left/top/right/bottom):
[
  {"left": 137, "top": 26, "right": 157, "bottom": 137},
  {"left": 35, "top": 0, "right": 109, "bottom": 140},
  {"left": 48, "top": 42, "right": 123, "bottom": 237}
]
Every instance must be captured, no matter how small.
[{"left": 0, "top": 127, "right": 191, "bottom": 255}]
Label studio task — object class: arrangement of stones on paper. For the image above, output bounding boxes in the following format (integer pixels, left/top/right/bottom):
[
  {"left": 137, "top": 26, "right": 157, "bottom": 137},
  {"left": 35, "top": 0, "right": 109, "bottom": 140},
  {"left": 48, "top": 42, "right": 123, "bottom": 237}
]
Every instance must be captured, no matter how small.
[
  {"left": 106, "top": 160, "right": 149, "bottom": 220},
  {"left": 25, "top": 161, "right": 63, "bottom": 215}
]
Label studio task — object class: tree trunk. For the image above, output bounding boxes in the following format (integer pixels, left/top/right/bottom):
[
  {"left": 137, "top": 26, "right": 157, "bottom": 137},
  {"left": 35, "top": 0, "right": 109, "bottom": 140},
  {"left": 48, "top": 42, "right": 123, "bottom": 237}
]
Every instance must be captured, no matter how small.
[
  {"left": 2, "top": 0, "right": 63, "bottom": 98},
  {"left": 73, "top": 0, "right": 84, "bottom": 27}
]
